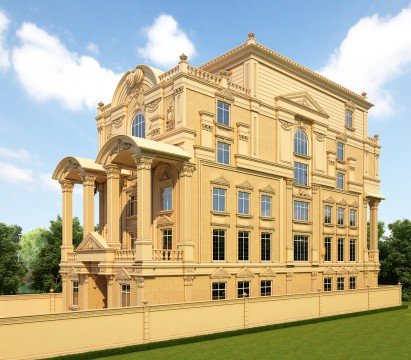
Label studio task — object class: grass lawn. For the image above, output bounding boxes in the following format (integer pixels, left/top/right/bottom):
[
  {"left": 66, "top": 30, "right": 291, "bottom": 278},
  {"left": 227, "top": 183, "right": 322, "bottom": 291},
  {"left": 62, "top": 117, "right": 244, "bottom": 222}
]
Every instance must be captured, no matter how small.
[{"left": 91, "top": 305, "right": 410, "bottom": 360}]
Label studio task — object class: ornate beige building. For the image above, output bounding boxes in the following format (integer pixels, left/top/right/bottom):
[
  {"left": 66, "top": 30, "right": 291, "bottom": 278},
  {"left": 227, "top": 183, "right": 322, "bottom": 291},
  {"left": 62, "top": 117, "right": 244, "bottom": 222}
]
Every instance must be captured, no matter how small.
[{"left": 53, "top": 33, "right": 382, "bottom": 311}]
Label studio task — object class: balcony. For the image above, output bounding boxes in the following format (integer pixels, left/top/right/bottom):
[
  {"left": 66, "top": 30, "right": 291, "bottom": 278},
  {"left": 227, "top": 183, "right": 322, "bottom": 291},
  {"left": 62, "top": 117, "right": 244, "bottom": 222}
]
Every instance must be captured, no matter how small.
[
  {"left": 152, "top": 249, "right": 183, "bottom": 262},
  {"left": 115, "top": 249, "right": 135, "bottom": 262}
]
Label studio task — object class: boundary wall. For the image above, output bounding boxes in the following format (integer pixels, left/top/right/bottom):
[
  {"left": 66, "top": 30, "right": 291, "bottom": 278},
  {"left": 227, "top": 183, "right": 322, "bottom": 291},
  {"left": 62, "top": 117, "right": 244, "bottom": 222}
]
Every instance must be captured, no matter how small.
[{"left": 0, "top": 293, "right": 62, "bottom": 318}]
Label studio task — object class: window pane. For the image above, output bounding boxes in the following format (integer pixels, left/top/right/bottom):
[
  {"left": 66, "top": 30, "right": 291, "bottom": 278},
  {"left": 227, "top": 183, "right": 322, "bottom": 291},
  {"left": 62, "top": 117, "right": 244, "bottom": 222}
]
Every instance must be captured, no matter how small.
[
  {"left": 131, "top": 113, "right": 145, "bottom": 138},
  {"left": 337, "top": 172, "right": 344, "bottom": 189},
  {"left": 260, "top": 280, "right": 272, "bottom": 296},
  {"left": 293, "top": 235, "right": 308, "bottom": 261},
  {"left": 337, "top": 143, "right": 344, "bottom": 161},
  {"left": 261, "top": 195, "right": 271, "bottom": 217},
  {"left": 294, "top": 129, "right": 308, "bottom": 155},
  {"left": 238, "top": 192, "right": 250, "bottom": 215},
  {"left": 294, "top": 162, "right": 308, "bottom": 185},
  {"left": 217, "top": 101, "right": 230, "bottom": 126},
  {"left": 294, "top": 201, "right": 309, "bottom": 221},
  {"left": 261, "top": 233, "right": 271, "bottom": 261},
  {"left": 324, "top": 205, "right": 332, "bottom": 224},
  {"left": 238, "top": 281, "right": 250, "bottom": 298},
  {"left": 324, "top": 237, "right": 332, "bottom": 262},
  {"left": 338, "top": 238, "right": 344, "bottom": 261},
  {"left": 213, "top": 188, "right": 226, "bottom": 212},
  {"left": 217, "top": 142, "right": 230, "bottom": 165},
  {"left": 238, "top": 231, "right": 249, "bottom": 261},
  {"left": 213, "top": 230, "right": 225, "bottom": 261},
  {"left": 161, "top": 187, "right": 172, "bottom": 211}
]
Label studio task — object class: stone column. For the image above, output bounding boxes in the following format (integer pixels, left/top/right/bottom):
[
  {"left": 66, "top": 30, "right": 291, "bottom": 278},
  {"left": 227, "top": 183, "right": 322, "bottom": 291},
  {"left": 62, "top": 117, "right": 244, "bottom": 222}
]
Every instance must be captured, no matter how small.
[
  {"left": 363, "top": 198, "right": 369, "bottom": 262},
  {"left": 104, "top": 165, "right": 121, "bottom": 248},
  {"left": 369, "top": 199, "right": 380, "bottom": 263},
  {"left": 134, "top": 155, "right": 154, "bottom": 262},
  {"left": 81, "top": 174, "right": 96, "bottom": 237},
  {"left": 285, "top": 178, "right": 294, "bottom": 265},
  {"left": 97, "top": 184, "right": 106, "bottom": 237},
  {"left": 311, "top": 185, "right": 320, "bottom": 265},
  {"left": 178, "top": 163, "right": 196, "bottom": 262},
  {"left": 106, "top": 275, "right": 114, "bottom": 308},
  {"left": 60, "top": 180, "right": 74, "bottom": 262},
  {"left": 81, "top": 274, "right": 89, "bottom": 310},
  {"left": 61, "top": 274, "right": 68, "bottom": 311}
]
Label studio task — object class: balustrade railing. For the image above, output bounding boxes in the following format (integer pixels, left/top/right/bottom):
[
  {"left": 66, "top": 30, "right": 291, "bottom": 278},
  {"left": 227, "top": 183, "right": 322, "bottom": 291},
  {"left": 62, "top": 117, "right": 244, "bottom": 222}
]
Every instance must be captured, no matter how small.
[
  {"left": 115, "top": 249, "right": 136, "bottom": 262},
  {"left": 67, "top": 252, "right": 77, "bottom": 262},
  {"left": 152, "top": 249, "right": 183, "bottom": 262}
]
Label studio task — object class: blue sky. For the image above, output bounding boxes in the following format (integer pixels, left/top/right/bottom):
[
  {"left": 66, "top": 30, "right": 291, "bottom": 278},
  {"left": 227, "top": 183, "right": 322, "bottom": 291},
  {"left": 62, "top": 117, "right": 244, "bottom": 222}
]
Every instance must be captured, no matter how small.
[{"left": 0, "top": 0, "right": 411, "bottom": 233}]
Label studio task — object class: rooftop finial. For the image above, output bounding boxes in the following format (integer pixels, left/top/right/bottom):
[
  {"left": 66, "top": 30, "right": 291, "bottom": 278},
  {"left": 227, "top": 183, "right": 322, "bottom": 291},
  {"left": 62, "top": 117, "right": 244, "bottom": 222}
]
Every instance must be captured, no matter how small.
[
  {"left": 179, "top": 53, "right": 188, "bottom": 62},
  {"left": 247, "top": 32, "right": 256, "bottom": 45},
  {"left": 248, "top": 32, "right": 255, "bottom": 39},
  {"left": 361, "top": 91, "right": 367, "bottom": 98},
  {"left": 98, "top": 101, "right": 104, "bottom": 108}
]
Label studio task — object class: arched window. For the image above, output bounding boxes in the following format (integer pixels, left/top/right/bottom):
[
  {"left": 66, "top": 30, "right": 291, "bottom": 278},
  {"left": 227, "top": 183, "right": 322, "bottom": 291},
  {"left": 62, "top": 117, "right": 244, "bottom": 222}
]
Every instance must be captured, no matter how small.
[
  {"left": 131, "top": 114, "right": 145, "bottom": 138},
  {"left": 294, "top": 129, "right": 308, "bottom": 155}
]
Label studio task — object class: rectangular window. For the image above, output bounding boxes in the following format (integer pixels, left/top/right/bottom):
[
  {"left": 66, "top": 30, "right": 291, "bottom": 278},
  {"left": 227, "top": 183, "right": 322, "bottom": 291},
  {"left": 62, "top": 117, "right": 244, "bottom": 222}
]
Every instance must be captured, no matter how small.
[
  {"left": 212, "top": 282, "right": 226, "bottom": 300},
  {"left": 260, "top": 280, "right": 272, "bottom": 296},
  {"left": 346, "top": 109, "right": 353, "bottom": 128},
  {"left": 161, "top": 187, "right": 172, "bottom": 211},
  {"left": 324, "top": 205, "right": 332, "bottom": 224},
  {"left": 324, "top": 237, "right": 332, "bottom": 262},
  {"left": 238, "top": 191, "right": 250, "bottom": 215},
  {"left": 294, "top": 235, "right": 309, "bottom": 261},
  {"left": 237, "top": 281, "right": 250, "bottom": 298},
  {"left": 336, "top": 172, "right": 344, "bottom": 189},
  {"left": 217, "top": 141, "right": 230, "bottom": 165},
  {"left": 212, "top": 187, "right": 226, "bottom": 212},
  {"left": 338, "top": 238, "right": 344, "bottom": 262},
  {"left": 337, "top": 207, "right": 344, "bottom": 226},
  {"left": 128, "top": 194, "right": 137, "bottom": 216},
  {"left": 72, "top": 281, "right": 79, "bottom": 306},
  {"left": 349, "top": 239, "right": 356, "bottom": 262},
  {"left": 162, "top": 229, "right": 172, "bottom": 250},
  {"left": 349, "top": 276, "right": 356, "bottom": 290},
  {"left": 121, "top": 284, "right": 131, "bottom": 307},
  {"left": 337, "top": 142, "right": 344, "bottom": 161},
  {"left": 130, "top": 233, "right": 136, "bottom": 249},
  {"left": 261, "top": 233, "right": 271, "bottom": 261},
  {"left": 238, "top": 231, "right": 249, "bottom": 261},
  {"left": 337, "top": 277, "right": 345, "bottom": 291},
  {"left": 349, "top": 209, "right": 356, "bottom": 227},
  {"left": 217, "top": 101, "right": 230, "bottom": 126},
  {"left": 294, "top": 201, "right": 309, "bottom": 221},
  {"left": 213, "top": 230, "right": 225, "bottom": 261},
  {"left": 294, "top": 162, "right": 308, "bottom": 186},
  {"left": 261, "top": 195, "right": 272, "bottom": 218},
  {"left": 323, "top": 277, "right": 332, "bottom": 291}
]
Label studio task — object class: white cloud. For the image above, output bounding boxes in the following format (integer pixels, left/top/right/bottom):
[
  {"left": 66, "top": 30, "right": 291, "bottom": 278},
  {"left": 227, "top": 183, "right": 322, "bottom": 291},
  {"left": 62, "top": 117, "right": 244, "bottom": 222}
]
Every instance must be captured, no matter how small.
[
  {"left": 86, "top": 42, "right": 99, "bottom": 55},
  {"left": 0, "top": 146, "right": 31, "bottom": 161},
  {"left": 38, "top": 172, "right": 60, "bottom": 192},
  {"left": 0, "top": 161, "right": 33, "bottom": 183},
  {"left": 12, "top": 23, "right": 122, "bottom": 110},
  {"left": 0, "top": 9, "right": 10, "bottom": 70},
  {"left": 138, "top": 14, "right": 196, "bottom": 69},
  {"left": 320, "top": 5, "right": 411, "bottom": 119}
]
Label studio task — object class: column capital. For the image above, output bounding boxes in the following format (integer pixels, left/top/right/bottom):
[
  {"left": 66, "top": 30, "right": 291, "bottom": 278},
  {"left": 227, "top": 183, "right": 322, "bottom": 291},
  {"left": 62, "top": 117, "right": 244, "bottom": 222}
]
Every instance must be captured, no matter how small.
[
  {"left": 369, "top": 199, "right": 381, "bottom": 210},
  {"left": 80, "top": 173, "right": 96, "bottom": 186},
  {"left": 285, "top": 178, "right": 294, "bottom": 189},
  {"left": 180, "top": 162, "right": 196, "bottom": 177},
  {"left": 104, "top": 164, "right": 121, "bottom": 179},
  {"left": 60, "top": 180, "right": 74, "bottom": 193},
  {"left": 133, "top": 155, "right": 154, "bottom": 170}
]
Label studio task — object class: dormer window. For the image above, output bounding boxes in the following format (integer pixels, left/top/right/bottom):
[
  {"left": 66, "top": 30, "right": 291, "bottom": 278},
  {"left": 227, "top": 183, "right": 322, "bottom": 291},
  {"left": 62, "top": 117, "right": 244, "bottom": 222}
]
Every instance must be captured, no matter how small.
[{"left": 131, "top": 113, "right": 145, "bottom": 138}]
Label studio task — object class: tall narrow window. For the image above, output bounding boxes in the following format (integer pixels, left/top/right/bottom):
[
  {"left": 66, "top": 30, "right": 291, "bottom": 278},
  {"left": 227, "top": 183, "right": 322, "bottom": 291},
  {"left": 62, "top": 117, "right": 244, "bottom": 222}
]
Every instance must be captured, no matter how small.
[
  {"left": 324, "top": 205, "right": 332, "bottom": 224},
  {"left": 131, "top": 113, "right": 145, "bottom": 138},
  {"left": 346, "top": 109, "right": 353, "bottom": 128},
  {"left": 337, "top": 207, "right": 344, "bottom": 226},
  {"left": 128, "top": 194, "right": 137, "bottom": 216},
  {"left": 323, "top": 277, "right": 332, "bottom": 291},
  {"left": 213, "top": 230, "right": 225, "bottom": 261},
  {"left": 161, "top": 187, "right": 172, "bottom": 211},
  {"left": 217, "top": 142, "right": 230, "bottom": 165},
  {"left": 349, "top": 209, "right": 356, "bottom": 227},
  {"left": 294, "top": 129, "right": 308, "bottom": 155},
  {"left": 162, "top": 229, "right": 172, "bottom": 250},
  {"left": 337, "top": 277, "right": 345, "bottom": 291},
  {"left": 294, "top": 162, "right": 308, "bottom": 185},
  {"left": 72, "top": 281, "right": 79, "bottom": 306},
  {"left": 237, "top": 281, "right": 250, "bottom": 298},
  {"left": 261, "top": 233, "right": 271, "bottom": 261},
  {"left": 337, "top": 142, "right": 344, "bottom": 161},
  {"left": 349, "top": 239, "right": 356, "bottom": 262},
  {"left": 212, "top": 282, "right": 226, "bottom": 300},
  {"left": 338, "top": 238, "right": 344, "bottom": 262},
  {"left": 294, "top": 235, "right": 309, "bottom": 261},
  {"left": 324, "top": 237, "right": 332, "bottom": 262},
  {"left": 238, "top": 192, "right": 250, "bottom": 215},
  {"left": 238, "top": 231, "right": 249, "bottom": 261},
  {"left": 294, "top": 201, "right": 309, "bottom": 221},
  {"left": 260, "top": 280, "right": 272, "bottom": 296},
  {"left": 336, "top": 172, "right": 344, "bottom": 189},
  {"left": 121, "top": 284, "right": 131, "bottom": 307},
  {"left": 217, "top": 101, "right": 230, "bottom": 126},
  {"left": 130, "top": 233, "right": 136, "bottom": 249},
  {"left": 261, "top": 195, "right": 272, "bottom": 218},
  {"left": 349, "top": 276, "right": 356, "bottom": 290},
  {"left": 212, "top": 188, "right": 226, "bottom": 212}
]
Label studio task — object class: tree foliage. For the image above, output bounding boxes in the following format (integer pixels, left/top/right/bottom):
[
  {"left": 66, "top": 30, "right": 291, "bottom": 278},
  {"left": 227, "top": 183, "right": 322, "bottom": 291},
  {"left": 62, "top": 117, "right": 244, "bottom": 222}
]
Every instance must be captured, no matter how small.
[
  {"left": 19, "top": 228, "right": 47, "bottom": 272},
  {"left": 31, "top": 216, "right": 82, "bottom": 292},
  {"left": 0, "top": 222, "right": 26, "bottom": 295},
  {"left": 379, "top": 219, "right": 411, "bottom": 297}
]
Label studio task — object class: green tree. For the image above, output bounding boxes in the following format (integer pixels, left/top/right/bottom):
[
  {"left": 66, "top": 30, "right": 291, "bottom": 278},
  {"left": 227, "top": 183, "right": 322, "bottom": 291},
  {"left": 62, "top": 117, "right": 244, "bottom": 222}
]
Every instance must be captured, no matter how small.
[
  {"left": 31, "top": 216, "right": 82, "bottom": 292},
  {"left": 0, "top": 222, "right": 26, "bottom": 294},
  {"left": 19, "top": 228, "right": 47, "bottom": 272},
  {"left": 378, "top": 219, "right": 411, "bottom": 299}
]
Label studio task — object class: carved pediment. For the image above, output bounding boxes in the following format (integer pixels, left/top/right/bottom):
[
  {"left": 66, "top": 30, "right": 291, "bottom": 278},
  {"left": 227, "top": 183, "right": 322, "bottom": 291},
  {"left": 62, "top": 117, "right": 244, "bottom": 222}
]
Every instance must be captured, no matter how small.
[
  {"left": 348, "top": 266, "right": 359, "bottom": 274},
  {"left": 324, "top": 266, "right": 335, "bottom": 276},
  {"left": 323, "top": 196, "right": 336, "bottom": 204},
  {"left": 236, "top": 180, "right": 254, "bottom": 191},
  {"left": 211, "top": 176, "right": 230, "bottom": 187},
  {"left": 337, "top": 198, "right": 348, "bottom": 206},
  {"left": 216, "top": 88, "right": 235, "bottom": 102},
  {"left": 336, "top": 133, "right": 348, "bottom": 143},
  {"left": 157, "top": 215, "right": 174, "bottom": 227},
  {"left": 350, "top": 200, "right": 359, "bottom": 208},
  {"left": 337, "top": 266, "right": 348, "bottom": 275},
  {"left": 259, "top": 267, "right": 277, "bottom": 278},
  {"left": 282, "top": 91, "right": 328, "bottom": 116},
  {"left": 76, "top": 232, "right": 109, "bottom": 251},
  {"left": 210, "top": 267, "right": 231, "bottom": 279},
  {"left": 236, "top": 267, "right": 254, "bottom": 279},
  {"left": 116, "top": 267, "right": 132, "bottom": 281},
  {"left": 67, "top": 267, "right": 80, "bottom": 279},
  {"left": 260, "top": 184, "right": 275, "bottom": 194}
]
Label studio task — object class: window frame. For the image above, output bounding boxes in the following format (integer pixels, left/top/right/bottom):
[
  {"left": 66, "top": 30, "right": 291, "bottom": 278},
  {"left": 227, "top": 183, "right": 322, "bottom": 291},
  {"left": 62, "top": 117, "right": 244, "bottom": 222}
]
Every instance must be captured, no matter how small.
[
  {"left": 161, "top": 186, "right": 173, "bottom": 211},
  {"left": 212, "top": 187, "right": 226, "bottom": 212},
  {"left": 349, "top": 276, "right": 356, "bottom": 290},
  {"left": 337, "top": 277, "right": 345, "bottom": 291},
  {"left": 217, "top": 101, "right": 230, "bottom": 126},
  {"left": 349, "top": 209, "right": 356, "bottom": 227},
  {"left": 237, "top": 281, "right": 250, "bottom": 298},
  {"left": 212, "top": 229, "right": 226, "bottom": 261},
  {"left": 212, "top": 282, "right": 226, "bottom": 300},
  {"left": 72, "top": 280, "right": 79, "bottom": 306},
  {"left": 294, "top": 129, "right": 308, "bottom": 156},
  {"left": 293, "top": 235, "right": 309, "bottom": 261},
  {"left": 294, "top": 201, "right": 309, "bottom": 222},
  {"left": 121, "top": 283, "right": 131, "bottom": 307},
  {"left": 324, "top": 205, "right": 332, "bottom": 224},
  {"left": 260, "top": 194, "right": 272, "bottom": 218},
  {"left": 261, "top": 232, "right": 271, "bottom": 261},
  {"left": 337, "top": 238, "right": 344, "bottom": 262},
  {"left": 238, "top": 191, "right": 250, "bottom": 215},
  {"left": 336, "top": 172, "right": 345, "bottom": 189},
  {"left": 324, "top": 237, "right": 332, "bottom": 262},
  {"left": 345, "top": 109, "right": 353, "bottom": 128},
  {"left": 349, "top": 238, "right": 357, "bottom": 262},
  {"left": 337, "top": 142, "right": 344, "bottom": 161},
  {"left": 217, "top": 141, "right": 230, "bottom": 165},
  {"left": 238, "top": 231, "right": 249, "bottom": 261},
  {"left": 162, "top": 229, "right": 172, "bottom": 250},
  {"left": 323, "top": 277, "right": 332, "bottom": 292},
  {"left": 260, "top": 280, "right": 272, "bottom": 296},
  {"left": 131, "top": 113, "right": 146, "bottom": 138},
  {"left": 337, "top": 207, "right": 345, "bottom": 226},
  {"left": 294, "top": 161, "right": 308, "bottom": 186}
]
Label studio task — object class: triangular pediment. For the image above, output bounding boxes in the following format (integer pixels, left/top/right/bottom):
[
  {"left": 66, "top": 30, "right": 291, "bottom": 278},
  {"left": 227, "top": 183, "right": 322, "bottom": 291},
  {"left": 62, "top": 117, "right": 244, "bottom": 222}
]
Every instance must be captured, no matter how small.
[
  {"left": 216, "top": 88, "right": 235, "bottom": 102},
  {"left": 324, "top": 266, "right": 335, "bottom": 275},
  {"left": 157, "top": 215, "right": 174, "bottom": 227},
  {"left": 348, "top": 266, "right": 359, "bottom": 274},
  {"left": 337, "top": 266, "right": 348, "bottom": 275},
  {"left": 259, "top": 267, "right": 277, "bottom": 278},
  {"left": 336, "top": 133, "right": 347, "bottom": 143},
  {"left": 351, "top": 200, "right": 359, "bottom": 208},
  {"left": 236, "top": 267, "right": 254, "bottom": 279},
  {"left": 67, "top": 267, "right": 80, "bottom": 279},
  {"left": 260, "top": 184, "right": 275, "bottom": 194},
  {"left": 236, "top": 180, "right": 254, "bottom": 191},
  {"left": 210, "top": 267, "right": 231, "bottom": 279},
  {"left": 337, "top": 198, "right": 348, "bottom": 206},
  {"left": 115, "top": 267, "right": 132, "bottom": 280},
  {"left": 323, "top": 196, "right": 335, "bottom": 204},
  {"left": 211, "top": 176, "right": 230, "bottom": 187},
  {"left": 76, "top": 232, "right": 109, "bottom": 251},
  {"left": 283, "top": 91, "right": 328, "bottom": 116}
]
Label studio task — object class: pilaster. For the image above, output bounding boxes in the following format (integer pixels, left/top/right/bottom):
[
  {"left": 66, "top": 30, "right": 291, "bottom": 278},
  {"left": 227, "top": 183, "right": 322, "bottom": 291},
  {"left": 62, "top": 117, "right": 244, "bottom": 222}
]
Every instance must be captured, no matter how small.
[
  {"left": 311, "top": 185, "right": 320, "bottom": 265},
  {"left": 104, "top": 165, "right": 121, "bottom": 248},
  {"left": 60, "top": 180, "right": 74, "bottom": 262},
  {"left": 285, "top": 178, "right": 294, "bottom": 265},
  {"left": 81, "top": 174, "right": 96, "bottom": 237}
]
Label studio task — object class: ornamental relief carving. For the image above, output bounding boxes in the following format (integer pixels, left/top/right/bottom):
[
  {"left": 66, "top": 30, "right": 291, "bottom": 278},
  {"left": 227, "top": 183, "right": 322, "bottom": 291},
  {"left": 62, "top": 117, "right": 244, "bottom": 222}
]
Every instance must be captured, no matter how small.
[
  {"left": 314, "top": 131, "right": 326, "bottom": 142},
  {"left": 146, "top": 98, "right": 161, "bottom": 113},
  {"left": 110, "top": 139, "right": 133, "bottom": 155},
  {"left": 112, "top": 116, "right": 124, "bottom": 129},
  {"left": 60, "top": 180, "right": 74, "bottom": 192},
  {"left": 202, "top": 124, "right": 213, "bottom": 132},
  {"left": 279, "top": 119, "right": 293, "bottom": 131},
  {"left": 64, "top": 160, "right": 80, "bottom": 173},
  {"left": 166, "top": 103, "right": 175, "bottom": 131},
  {"left": 239, "top": 134, "right": 249, "bottom": 141}
]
